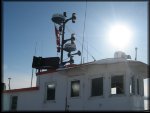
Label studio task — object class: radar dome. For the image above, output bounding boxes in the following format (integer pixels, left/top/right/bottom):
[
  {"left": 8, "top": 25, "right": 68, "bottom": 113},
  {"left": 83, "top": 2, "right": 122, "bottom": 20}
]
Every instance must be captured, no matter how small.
[{"left": 114, "top": 51, "right": 126, "bottom": 58}]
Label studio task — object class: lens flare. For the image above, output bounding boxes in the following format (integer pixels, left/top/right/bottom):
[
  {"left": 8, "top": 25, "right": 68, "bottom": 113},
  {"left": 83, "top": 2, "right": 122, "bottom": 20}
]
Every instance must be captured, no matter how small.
[{"left": 108, "top": 23, "right": 133, "bottom": 50}]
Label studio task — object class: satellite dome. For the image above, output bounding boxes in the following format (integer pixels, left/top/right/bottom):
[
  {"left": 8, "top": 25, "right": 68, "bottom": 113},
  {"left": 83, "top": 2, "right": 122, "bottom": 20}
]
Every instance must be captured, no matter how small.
[
  {"left": 52, "top": 14, "right": 65, "bottom": 25},
  {"left": 63, "top": 43, "right": 76, "bottom": 52}
]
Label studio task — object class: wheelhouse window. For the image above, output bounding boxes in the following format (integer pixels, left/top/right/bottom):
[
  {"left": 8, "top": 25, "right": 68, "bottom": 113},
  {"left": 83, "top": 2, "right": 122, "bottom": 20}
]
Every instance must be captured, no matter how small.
[
  {"left": 130, "top": 76, "right": 135, "bottom": 94},
  {"left": 91, "top": 77, "right": 103, "bottom": 96},
  {"left": 71, "top": 80, "right": 80, "bottom": 97},
  {"left": 111, "top": 75, "right": 124, "bottom": 94},
  {"left": 47, "top": 83, "right": 55, "bottom": 100},
  {"left": 11, "top": 96, "right": 18, "bottom": 111},
  {"left": 137, "top": 78, "right": 140, "bottom": 95}
]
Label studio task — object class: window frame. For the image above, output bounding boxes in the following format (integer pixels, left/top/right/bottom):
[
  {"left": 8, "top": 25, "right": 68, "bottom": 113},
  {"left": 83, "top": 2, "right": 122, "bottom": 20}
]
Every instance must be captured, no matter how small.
[
  {"left": 70, "top": 80, "right": 80, "bottom": 98},
  {"left": 45, "top": 81, "right": 56, "bottom": 102},
  {"left": 91, "top": 77, "right": 103, "bottom": 97},
  {"left": 110, "top": 74, "right": 125, "bottom": 96},
  {"left": 140, "top": 76, "right": 144, "bottom": 96},
  {"left": 137, "top": 78, "right": 140, "bottom": 95},
  {"left": 130, "top": 76, "right": 136, "bottom": 95},
  {"left": 10, "top": 95, "right": 18, "bottom": 111},
  {"left": 130, "top": 75, "right": 144, "bottom": 96}
]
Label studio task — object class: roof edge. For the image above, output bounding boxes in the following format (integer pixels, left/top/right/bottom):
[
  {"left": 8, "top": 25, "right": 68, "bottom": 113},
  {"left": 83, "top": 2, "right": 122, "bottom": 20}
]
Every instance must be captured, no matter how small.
[{"left": 3, "top": 87, "right": 39, "bottom": 93}]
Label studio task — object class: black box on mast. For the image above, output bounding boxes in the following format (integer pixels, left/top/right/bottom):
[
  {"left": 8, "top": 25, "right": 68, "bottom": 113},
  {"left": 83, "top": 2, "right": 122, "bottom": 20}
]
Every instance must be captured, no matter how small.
[{"left": 32, "top": 56, "right": 60, "bottom": 69}]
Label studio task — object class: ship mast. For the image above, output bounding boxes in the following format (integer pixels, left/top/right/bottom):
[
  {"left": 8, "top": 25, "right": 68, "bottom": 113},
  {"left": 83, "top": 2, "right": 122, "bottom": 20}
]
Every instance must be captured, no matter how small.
[
  {"left": 52, "top": 12, "right": 81, "bottom": 67},
  {"left": 32, "top": 12, "right": 81, "bottom": 72}
]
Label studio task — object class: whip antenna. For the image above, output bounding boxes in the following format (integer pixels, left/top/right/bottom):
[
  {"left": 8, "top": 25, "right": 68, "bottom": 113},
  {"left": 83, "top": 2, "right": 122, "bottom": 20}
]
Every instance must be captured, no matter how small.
[
  {"left": 31, "top": 42, "right": 37, "bottom": 87},
  {"left": 81, "top": 0, "right": 87, "bottom": 64}
]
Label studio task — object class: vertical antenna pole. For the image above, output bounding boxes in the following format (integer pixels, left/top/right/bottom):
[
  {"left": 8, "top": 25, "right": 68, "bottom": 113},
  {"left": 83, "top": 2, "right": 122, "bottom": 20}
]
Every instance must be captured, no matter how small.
[
  {"left": 83, "top": 57, "right": 85, "bottom": 64},
  {"left": 8, "top": 77, "right": 11, "bottom": 90},
  {"left": 31, "top": 69, "right": 34, "bottom": 87},
  {"left": 31, "top": 42, "right": 37, "bottom": 87},
  {"left": 87, "top": 42, "right": 88, "bottom": 63},
  {"left": 135, "top": 47, "right": 137, "bottom": 61}
]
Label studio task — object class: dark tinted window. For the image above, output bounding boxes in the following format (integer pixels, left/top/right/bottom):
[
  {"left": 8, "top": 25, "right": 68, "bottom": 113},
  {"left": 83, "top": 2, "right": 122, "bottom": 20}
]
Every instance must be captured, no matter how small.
[
  {"left": 130, "top": 76, "right": 135, "bottom": 94},
  {"left": 47, "top": 83, "right": 55, "bottom": 100},
  {"left": 11, "top": 96, "right": 18, "bottom": 111},
  {"left": 91, "top": 77, "right": 103, "bottom": 96},
  {"left": 111, "top": 76, "right": 124, "bottom": 94},
  {"left": 137, "top": 79, "right": 140, "bottom": 95}
]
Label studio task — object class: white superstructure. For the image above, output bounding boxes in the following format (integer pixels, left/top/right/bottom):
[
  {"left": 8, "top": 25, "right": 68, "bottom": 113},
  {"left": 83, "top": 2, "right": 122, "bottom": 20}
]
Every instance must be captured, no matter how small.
[{"left": 2, "top": 52, "right": 148, "bottom": 111}]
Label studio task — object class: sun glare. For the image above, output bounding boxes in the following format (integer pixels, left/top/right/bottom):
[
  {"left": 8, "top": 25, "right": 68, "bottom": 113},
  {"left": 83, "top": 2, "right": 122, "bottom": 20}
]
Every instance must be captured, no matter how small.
[{"left": 108, "top": 23, "right": 133, "bottom": 50}]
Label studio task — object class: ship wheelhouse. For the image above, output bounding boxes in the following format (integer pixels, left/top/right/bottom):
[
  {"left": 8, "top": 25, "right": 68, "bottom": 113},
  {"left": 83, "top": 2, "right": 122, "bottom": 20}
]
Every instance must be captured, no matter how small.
[{"left": 3, "top": 52, "right": 148, "bottom": 111}]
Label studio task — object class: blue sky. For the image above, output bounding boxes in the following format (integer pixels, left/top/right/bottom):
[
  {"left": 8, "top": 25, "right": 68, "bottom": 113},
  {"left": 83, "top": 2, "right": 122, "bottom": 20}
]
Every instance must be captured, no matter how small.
[{"left": 3, "top": 1, "right": 148, "bottom": 97}]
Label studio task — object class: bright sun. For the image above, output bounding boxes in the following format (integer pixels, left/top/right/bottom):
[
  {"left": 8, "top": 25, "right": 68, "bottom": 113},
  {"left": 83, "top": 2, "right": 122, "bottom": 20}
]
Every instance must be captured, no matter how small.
[{"left": 108, "top": 23, "right": 133, "bottom": 50}]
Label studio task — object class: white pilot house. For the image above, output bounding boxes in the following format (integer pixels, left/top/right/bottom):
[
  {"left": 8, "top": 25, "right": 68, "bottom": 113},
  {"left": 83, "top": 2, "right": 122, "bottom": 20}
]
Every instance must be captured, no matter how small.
[{"left": 2, "top": 12, "right": 148, "bottom": 111}]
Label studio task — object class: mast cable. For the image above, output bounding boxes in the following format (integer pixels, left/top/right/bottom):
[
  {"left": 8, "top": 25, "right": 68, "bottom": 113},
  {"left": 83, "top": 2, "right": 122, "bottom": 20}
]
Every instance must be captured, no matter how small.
[
  {"left": 87, "top": 38, "right": 88, "bottom": 63},
  {"left": 81, "top": 1, "right": 87, "bottom": 64},
  {"left": 76, "top": 38, "right": 96, "bottom": 62},
  {"left": 66, "top": 25, "right": 96, "bottom": 62}
]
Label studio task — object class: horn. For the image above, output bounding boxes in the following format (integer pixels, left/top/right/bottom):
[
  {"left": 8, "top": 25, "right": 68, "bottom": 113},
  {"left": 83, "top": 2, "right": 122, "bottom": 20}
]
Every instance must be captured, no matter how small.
[
  {"left": 68, "top": 50, "right": 81, "bottom": 57},
  {"left": 72, "top": 50, "right": 81, "bottom": 56}
]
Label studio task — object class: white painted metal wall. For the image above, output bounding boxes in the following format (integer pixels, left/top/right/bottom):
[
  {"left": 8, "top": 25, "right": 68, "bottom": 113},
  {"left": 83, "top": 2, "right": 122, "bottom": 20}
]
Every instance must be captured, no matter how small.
[{"left": 3, "top": 60, "right": 147, "bottom": 111}]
